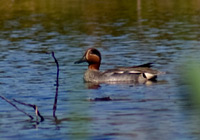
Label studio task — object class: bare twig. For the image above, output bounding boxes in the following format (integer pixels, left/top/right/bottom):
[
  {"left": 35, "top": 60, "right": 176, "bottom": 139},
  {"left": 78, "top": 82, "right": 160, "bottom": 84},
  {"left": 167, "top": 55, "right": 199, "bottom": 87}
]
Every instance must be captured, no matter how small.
[
  {"left": 0, "top": 95, "right": 34, "bottom": 120},
  {"left": 13, "top": 99, "right": 44, "bottom": 122},
  {"left": 52, "top": 51, "right": 59, "bottom": 118}
]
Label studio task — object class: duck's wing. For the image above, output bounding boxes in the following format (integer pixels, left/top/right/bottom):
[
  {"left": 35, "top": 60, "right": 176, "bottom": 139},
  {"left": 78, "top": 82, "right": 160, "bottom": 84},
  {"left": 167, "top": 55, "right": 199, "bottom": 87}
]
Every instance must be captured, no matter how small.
[
  {"left": 101, "top": 68, "right": 141, "bottom": 76},
  {"left": 100, "top": 68, "right": 142, "bottom": 83},
  {"left": 102, "top": 63, "right": 164, "bottom": 80}
]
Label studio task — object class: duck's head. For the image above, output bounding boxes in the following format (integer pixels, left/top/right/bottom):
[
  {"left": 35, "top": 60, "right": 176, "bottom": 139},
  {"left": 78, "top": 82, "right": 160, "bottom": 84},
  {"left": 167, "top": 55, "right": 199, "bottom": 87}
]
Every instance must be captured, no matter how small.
[{"left": 74, "top": 48, "right": 101, "bottom": 70}]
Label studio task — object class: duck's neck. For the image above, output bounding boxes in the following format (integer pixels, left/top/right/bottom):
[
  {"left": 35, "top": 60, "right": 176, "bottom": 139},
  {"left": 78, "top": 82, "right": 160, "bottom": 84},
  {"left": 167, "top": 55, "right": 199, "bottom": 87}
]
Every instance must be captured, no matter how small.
[{"left": 88, "top": 63, "right": 100, "bottom": 70}]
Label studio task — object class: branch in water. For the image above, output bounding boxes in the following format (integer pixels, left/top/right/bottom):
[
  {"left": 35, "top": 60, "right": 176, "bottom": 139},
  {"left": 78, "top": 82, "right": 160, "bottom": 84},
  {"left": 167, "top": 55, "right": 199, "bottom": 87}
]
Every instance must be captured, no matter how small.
[
  {"left": 52, "top": 51, "right": 59, "bottom": 118},
  {"left": 13, "top": 99, "right": 44, "bottom": 122},
  {"left": 0, "top": 95, "right": 34, "bottom": 120}
]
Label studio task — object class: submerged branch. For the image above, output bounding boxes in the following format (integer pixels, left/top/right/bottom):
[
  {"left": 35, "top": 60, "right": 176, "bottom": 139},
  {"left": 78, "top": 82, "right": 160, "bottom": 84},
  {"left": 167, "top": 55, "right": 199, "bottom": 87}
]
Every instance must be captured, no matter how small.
[
  {"left": 0, "top": 95, "right": 34, "bottom": 120},
  {"left": 52, "top": 51, "right": 60, "bottom": 118},
  {"left": 13, "top": 99, "right": 44, "bottom": 122},
  {"left": 0, "top": 52, "right": 60, "bottom": 121}
]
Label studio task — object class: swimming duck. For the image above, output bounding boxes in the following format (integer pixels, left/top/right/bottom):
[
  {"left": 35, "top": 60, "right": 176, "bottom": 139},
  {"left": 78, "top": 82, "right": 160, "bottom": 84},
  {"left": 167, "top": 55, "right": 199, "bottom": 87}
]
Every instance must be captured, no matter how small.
[{"left": 75, "top": 48, "right": 164, "bottom": 84}]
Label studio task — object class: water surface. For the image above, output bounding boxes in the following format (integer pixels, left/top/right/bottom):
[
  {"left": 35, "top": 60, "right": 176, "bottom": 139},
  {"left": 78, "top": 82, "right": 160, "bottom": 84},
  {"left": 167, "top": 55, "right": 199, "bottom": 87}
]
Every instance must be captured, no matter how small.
[{"left": 0, "top": 0, "right": 200, "bottom": 140}]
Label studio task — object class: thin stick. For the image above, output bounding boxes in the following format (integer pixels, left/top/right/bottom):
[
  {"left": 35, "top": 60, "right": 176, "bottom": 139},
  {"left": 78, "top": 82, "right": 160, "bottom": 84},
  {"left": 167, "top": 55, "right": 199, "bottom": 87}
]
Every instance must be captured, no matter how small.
[
  {"left": 0, "top": 95, "right": 34, "bottom": 120},
  {"left": 13, "top": 99, "right": 44, "bottom": 122},
  {"left": 52, "top": 51, "right": 59, "bottom": 118}
]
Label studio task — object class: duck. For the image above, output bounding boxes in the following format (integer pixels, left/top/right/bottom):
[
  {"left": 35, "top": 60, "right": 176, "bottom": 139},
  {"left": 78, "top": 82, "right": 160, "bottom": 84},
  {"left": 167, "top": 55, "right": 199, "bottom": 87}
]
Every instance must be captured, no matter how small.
[{"left": 74, "top": 48, "right": 164, "bottom": 84}]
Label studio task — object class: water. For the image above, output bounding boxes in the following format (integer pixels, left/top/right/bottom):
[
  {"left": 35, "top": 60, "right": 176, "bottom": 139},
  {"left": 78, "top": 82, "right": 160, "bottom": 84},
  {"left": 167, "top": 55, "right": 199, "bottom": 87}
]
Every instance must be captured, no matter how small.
[{"left": 0, "top": 0, "right": 200, "bottom": 139}]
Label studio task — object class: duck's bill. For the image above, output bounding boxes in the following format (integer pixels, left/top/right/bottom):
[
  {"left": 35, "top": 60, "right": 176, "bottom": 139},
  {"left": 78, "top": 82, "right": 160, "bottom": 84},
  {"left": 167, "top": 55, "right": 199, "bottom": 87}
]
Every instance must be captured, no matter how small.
[{"left": 74, "top": 56, "right": 86, "bottom": 64}]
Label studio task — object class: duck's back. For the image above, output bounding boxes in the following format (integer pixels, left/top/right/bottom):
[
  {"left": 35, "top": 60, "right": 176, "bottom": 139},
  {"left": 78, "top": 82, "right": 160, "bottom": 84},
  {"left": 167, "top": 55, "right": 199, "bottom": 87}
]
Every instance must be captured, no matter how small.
[{"left": 83, "top": 64, "right": 162, "bottom": 83}]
